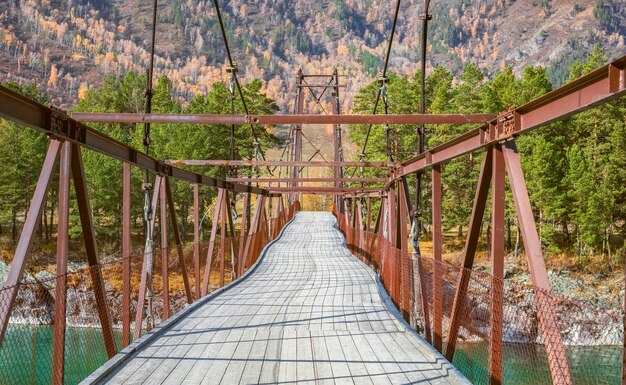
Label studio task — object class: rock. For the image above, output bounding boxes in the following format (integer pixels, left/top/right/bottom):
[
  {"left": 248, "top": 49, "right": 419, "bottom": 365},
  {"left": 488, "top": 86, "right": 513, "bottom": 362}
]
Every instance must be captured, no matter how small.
[
  {"left": 35, "top": 270, "right": 56, "bottom": 282},
  {"left": 68, "top": 261, "right": 87, "bottom": 273},
  {"left": 0, "top": 260, "right": 9, "bottom": 286},
  {"left": 469, "top": 305, "right": 489, "bottom": 328},
  {"left": 507, "top": 49, "right": 523, "bottom": 62}
]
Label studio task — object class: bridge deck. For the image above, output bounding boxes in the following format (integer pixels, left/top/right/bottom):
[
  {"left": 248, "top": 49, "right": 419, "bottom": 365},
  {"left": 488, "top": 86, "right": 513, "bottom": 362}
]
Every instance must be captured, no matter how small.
[{"left": 92, "top": 212, "right": 468, "bottom": 385}]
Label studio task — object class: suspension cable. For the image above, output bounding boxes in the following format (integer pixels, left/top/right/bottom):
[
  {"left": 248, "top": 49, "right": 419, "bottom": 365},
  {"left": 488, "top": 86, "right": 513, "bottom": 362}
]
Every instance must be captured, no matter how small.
[
  {"left": 211, "top": 0, "right": 272, "bottom": 176},
  {"left": 413, "top": 0, "right": 432, "bottom": 255},
  {"left": 351, "top": 0, "right": 402, "bottom": 177},
  {"left": 141, "top": 0, "right": 159, "bottom": 332},
  {"left": 380, "top": 73, "right": 394, "bottom": 162}
]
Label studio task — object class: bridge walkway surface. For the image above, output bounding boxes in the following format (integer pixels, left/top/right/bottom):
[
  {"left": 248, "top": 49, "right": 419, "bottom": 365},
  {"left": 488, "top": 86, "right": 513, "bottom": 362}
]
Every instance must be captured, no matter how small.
[{"left": 84, "top": 212, "right": 469, "bottom": 385}]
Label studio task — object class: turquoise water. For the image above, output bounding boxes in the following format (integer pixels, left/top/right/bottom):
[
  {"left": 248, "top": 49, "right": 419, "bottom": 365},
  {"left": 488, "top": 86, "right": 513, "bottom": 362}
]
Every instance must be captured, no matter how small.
[
  {"left": 0, "top": 325, "right": 622, "bottom": 384},
  {"left": 0, "top": 324, "right": 121, "bottom": 385},
  {"left": 454, "top": 342, "right": 623, "bottom": 385}
]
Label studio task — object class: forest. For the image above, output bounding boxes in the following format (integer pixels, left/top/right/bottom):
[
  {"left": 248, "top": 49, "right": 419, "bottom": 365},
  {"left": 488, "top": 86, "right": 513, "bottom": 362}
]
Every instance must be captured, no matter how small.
[
  {"left": 1, "top": 0, "right": 625, "bottom": 112},
  {"left": 349, "top": 44, "right": 626, "bottom": 269},
  {"left": 0, "top": 74, "right": 279, "bottom": 259},
  {"left": 0, "top": 45, "right": 625, "bottom": 274}
]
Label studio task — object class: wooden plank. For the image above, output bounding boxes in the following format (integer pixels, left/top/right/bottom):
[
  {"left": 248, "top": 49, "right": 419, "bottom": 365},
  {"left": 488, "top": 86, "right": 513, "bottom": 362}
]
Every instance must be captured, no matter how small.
[
  {"left": 95, "top": 212, "right": 469, "bottom": 385},
  {"left": 219, "top": 329, "right": 257, "bottom": 384},
  {"left": 310, "top": 330, "right": 335, "bottom": 385},
  {"left": 337, "top": 332, "right": 374, "bottom": 385},
  {"left": 277, "top": 329, "right": 297, "bottom": 383},
  {"left": 324, "top": 332, "right": 352, "bottom": 384},
  {"left": 238, "top": 329, "right": 269, "bottom": 385},
  {"left": 258, "top": 328, "right": 283, "bottom": 384},
  {"left": 295, "top": 329, "right": 316, "bottom": 382}
]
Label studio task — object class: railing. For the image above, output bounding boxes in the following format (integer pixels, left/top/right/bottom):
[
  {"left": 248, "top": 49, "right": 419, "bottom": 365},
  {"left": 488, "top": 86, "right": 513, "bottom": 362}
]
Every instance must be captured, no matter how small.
[
  {"left": 0, "top": 201, "right": 298, "bottom": 384},
  {"left": 334, "top": 207, "right": 623, "bottom": 385}
]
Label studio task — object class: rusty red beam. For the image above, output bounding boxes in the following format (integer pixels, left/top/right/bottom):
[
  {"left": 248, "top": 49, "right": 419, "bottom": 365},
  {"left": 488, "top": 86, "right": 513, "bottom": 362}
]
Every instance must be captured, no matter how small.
[
  {"left": 267, "top": 187, "right": 383, "bottom": 193},
  {"left": 52, "top": 141, "right": 71, "bottom": 385},
  {"left": 0, "top": 85, "right": 267, "bottom": 196},
  {"left": 0, "top": 141, "right": 61, "bottom": 345},
  {"left": 71, "top": 144, "right": 116, "bottom": 358},
  {"left": 168, "top": 160, "right": 397, "bottom": 168},
  {"left": 397, "top": 54, "right": 626, "bottom": 178},
  {"left": 226, "top": 177, "right": 386, "bottom": 183},
  {"left": 121, "top": 163, "right": 131, "bottom": 346},
  {"left": 299, "top": 84, "right": 347, "bottom": 88},
  {"left": 71, "top": 112, "right": 495, "bottom": 125}
]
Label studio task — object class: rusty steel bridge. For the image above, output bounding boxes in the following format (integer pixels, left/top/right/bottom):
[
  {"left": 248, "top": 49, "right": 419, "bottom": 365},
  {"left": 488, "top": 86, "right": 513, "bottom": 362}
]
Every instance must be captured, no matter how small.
[{"left": 0, "top": 0, "right": 626, "bottom": 384}]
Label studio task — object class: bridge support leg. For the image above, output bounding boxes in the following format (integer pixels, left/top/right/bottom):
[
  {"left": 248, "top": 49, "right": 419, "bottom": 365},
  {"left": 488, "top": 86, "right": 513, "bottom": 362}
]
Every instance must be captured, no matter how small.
[
  {"left": 243, "top": 195, "right": 264, "bottom": 271},
  {"left": 193, "top": 184, "right": 201, "bottom": 299},
  {"left": 134, "top": 176, "right": 162, "bottom": 340},
  {"left": 489, "top": 144, "right": 505, "bottom": 385},
  {"left": 122, "top": 163, "right": 132, "bottom": 347},
  {"left": 446, "top": 149, "right": 493, "bottom": 362},
  {"left": 0, "top": 140, "right": 61, "bottom": 346},
  {"left": 432, "top": 164, "right": 443, "bottom": 352},
  {"left": 238, "top": 193, "right": 250, "bottom": 276},
  {"left": 219, "top": 190, "right": 227, "bottom": 287},
  {"left": 71, "top": 144, "right": 116, "bottom": 358},
  {"left": 52, "top": 141, "right": 71, "bottom": 385},
  {"left": 165, "top": 178, "right": 193, "bottom": 303},
  {"left": 202, "top": 189, "right": 224, "bottom": 296},
  {"left": 398, "top": 182, "right": 412, "bottom": 323},
  {"left": 160, "top": 178, "right": 170, "bottom": 319},
  {"left": 503, "top": 140, "right": 572, "bottom": 385},
  {"left": 224, "top": 192, "right": 237, "bottom": 281}
]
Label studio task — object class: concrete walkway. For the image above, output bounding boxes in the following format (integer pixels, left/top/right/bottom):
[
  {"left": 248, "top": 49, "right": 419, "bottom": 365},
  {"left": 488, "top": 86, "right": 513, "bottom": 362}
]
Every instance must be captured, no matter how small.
[{"left": 95, "top": 212, "right": 468, "bottom": 385}]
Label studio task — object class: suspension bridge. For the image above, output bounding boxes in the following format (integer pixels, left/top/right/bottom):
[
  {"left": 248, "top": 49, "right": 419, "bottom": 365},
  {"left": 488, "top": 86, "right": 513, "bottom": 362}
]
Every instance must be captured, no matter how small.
[{"left": 0, "top": 0, "right": 625, "bottom": 384}]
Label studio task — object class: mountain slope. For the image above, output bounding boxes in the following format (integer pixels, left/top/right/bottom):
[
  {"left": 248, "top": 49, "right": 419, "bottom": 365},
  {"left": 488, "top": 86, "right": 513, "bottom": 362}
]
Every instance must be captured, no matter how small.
[{"left": 0, "top": 0, "right": 624, "bottom": 111}]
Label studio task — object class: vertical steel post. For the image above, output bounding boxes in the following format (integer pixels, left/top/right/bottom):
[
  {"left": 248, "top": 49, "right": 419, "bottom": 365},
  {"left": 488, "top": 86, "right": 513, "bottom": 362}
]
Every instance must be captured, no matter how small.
[
  {"left": 219, "top": 191, "right": 227, "bottom": 287},
  {"left": 134, "top": 176, "right": 162, "bottom": 339},
  {"left": 52, "top": 141, "right": 71, "bottom": 385},
  {"left": 414, "top": 1, "right": 432, "bottom": 257},
  {"left": 387, "top": 186, "right": 398, "bottom": 299},
  {"left": 160, "top": 178, "right": 169, "bottom": 319},
  {"left": 432, "top": 163, "right": 443, "bottom": 352},
  {"left": 70, "top": 144, "right": 116, "bottom": 358},
  {"left": 489, "top": 145, "right": 505, "bottom": 385},
  {"left": 0, "top": 140, "right": 61, "bottom": 344},
  {"left": 193, "top": 184, "right": 200, "bottom": 299},
  {"left": 331, "top": 68, "right": 342, "bottom": 201},
  {"left": 502, "top": 140, "right": 572, "bottom": 385},
  {"left": 446, "top": 150, "right": 492, "bottom": 362},
  {"left": 164, "top": 178, "right": 193, "bottom": 303},
  {"left": 243, "top": 195, "right": 264, "bottom": 269},
  {"left": 224, "top": 192, "right": 237, "bottom": 281},
  {"left": 238, "top": 193, "right": 250, "bottom": 276},
  {"left": 121, "top": 163, "right": 131, "bottom": 347},
  {"left": 366, "top": 197, "right": 372, "bottom": 232},
  {"left": 292, "top": 70, "right": 304, "bottom": 203},
  {"left": 202, "top": 189, "right": 224, "bottom": 295},
  {"left": 398, "top": 184, "right": 411, "bottom": 322}
]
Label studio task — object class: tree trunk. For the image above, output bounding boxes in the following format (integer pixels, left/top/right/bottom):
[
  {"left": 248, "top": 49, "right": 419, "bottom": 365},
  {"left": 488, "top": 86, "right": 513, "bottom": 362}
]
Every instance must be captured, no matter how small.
[
  {"left": 457, "top": 224, "right": 463, "bottom": 237},
  {"left": 43, "top": 203, "right": 49, "bottom": 242},
  {"left": 50, "top": 198, "right": 55, "bottom": 240},
  {"left": 38, "top": 211, "right": 43, "bottom": 240},
  {"left": 514, "top": 224, "right": 520, "bottom": 258},
  {"left": 12, "top": 206, "right": 17, "bottom": 242},
  {"left": 506, "top": 217, "right": 512, "bottom": 252},
  {"left": 486, "top": 222, "right": 491, "bottom": 258}
]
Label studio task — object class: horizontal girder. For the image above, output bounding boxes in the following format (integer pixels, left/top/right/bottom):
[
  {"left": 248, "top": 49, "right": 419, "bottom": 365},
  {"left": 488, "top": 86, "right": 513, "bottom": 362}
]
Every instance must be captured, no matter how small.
[
  {"left": 71, "top": 113, "right": 495, "bottom": 125},
  {"left": 167, "top": 160, "right": 398, "bottom": 168}
]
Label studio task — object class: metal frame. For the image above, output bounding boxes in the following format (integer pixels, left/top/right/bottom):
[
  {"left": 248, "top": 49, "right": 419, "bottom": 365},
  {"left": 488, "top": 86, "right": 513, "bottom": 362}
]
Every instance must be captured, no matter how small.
[{"left": 72, "top": 112, "right": 495, "bottom": 125}]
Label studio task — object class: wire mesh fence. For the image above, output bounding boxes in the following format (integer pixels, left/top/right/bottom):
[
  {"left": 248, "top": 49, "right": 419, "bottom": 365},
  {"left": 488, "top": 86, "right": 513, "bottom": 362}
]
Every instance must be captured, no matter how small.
[
  {"left": 334, "top": 207, "right": 624, "bottom": 385},
  {"left": 0, "top": 202, "right": 296, "bottom": 385}
]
